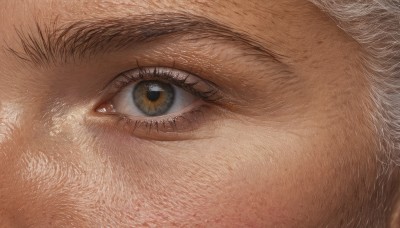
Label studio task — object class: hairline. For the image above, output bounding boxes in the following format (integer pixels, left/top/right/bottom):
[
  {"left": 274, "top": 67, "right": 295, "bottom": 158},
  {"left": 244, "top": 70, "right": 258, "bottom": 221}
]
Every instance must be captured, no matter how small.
[
  {"left": 310, "top": 1, "right": 400, "bottom": 226},
  {"left": 310, "top": 0, "right": 400, "bottom": 165}
]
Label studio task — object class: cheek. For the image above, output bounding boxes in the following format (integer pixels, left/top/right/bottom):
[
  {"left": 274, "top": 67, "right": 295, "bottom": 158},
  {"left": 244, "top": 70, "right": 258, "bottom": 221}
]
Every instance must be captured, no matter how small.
[
  {"left": 146, "top": 121, "right": 378, "bottom": 226},
  {"left": 0, "top": 135, "right": 90, "bottom": 226},
  {"left": 0, "top": 113, "right": 377, "bottom": 227}
]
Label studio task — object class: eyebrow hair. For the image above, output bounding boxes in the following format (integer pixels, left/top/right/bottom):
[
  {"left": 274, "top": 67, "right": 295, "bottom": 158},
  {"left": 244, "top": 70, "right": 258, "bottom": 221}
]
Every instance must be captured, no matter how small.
[{"left": 6, "top": 13, "right": 282, "bottom": 66}]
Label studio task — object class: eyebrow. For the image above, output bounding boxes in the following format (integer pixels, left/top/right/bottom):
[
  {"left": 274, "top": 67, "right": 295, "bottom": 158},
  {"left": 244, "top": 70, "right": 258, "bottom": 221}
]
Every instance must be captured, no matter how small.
[{"left": 6, "top": 13, "right": 282, "bottom": 66}]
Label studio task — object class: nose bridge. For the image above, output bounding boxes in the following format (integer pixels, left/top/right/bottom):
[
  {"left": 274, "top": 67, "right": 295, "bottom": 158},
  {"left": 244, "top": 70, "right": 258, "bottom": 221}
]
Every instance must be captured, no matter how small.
[
  {"left": 0, "top": 101, "right": 23, "bottom": 147},
  {"left": 0, "top": 101, "right": 27, "bottom": 227}
]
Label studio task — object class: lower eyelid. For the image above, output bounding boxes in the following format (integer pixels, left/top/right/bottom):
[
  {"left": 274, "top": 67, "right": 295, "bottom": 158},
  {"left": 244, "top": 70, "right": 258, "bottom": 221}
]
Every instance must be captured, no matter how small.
[{"left": 111, "top": 104, "right": 214, "bottom": 140}]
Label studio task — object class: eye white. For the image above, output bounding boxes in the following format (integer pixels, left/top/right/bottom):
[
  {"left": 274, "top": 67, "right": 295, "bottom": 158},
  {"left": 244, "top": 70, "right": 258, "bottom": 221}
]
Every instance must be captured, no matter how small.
[{"left": 112, "top": 81, "right": 198, "bottom": 117}]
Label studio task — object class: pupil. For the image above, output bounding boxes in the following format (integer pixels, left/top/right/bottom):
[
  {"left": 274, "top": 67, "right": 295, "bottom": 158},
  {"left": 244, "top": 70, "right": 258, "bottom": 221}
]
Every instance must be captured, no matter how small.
[{"left": 147, "top": 90, "right": 161, "bottom": 102}]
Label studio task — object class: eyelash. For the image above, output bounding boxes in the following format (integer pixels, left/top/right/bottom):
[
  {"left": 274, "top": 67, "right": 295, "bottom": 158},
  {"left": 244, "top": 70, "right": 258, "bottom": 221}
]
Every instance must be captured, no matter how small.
[
  {"left": 113, "top": 67, "right": 221, "bottom": 102},
  {"left": 99, "top": 66, "right": 222, "bottom": 137}
]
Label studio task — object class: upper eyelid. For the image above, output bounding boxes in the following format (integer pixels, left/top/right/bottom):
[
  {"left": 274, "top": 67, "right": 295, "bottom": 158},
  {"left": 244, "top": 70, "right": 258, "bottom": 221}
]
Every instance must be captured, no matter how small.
[
  {"left": 117, "top": 67, "right": 193, "bottom": 86},
  {"left": 107, "top": 67, "right": 222, "bottom": 102}
]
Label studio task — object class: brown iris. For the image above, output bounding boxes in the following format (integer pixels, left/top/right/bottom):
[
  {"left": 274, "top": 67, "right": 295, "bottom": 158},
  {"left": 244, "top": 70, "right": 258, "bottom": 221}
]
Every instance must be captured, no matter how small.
[{"left": 133, "top": 80, "right": 175, "bottom": 116}]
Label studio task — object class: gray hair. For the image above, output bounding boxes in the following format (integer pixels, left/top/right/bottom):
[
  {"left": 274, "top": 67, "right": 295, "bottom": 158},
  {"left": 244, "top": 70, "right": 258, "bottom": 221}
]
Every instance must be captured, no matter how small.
[{"left": 310, "top": 0, "right": 400, "bottom": 166}]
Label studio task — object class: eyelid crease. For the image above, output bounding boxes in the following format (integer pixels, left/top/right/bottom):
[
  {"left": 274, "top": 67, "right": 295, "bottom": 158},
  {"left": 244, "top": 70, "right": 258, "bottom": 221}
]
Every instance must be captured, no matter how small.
[{"left": 6, "top": 13, "right": 284, "bottom": 66}]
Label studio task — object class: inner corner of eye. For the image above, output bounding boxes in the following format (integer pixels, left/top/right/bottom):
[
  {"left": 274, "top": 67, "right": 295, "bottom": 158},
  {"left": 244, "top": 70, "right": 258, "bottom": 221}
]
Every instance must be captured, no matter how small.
[{"left": 95, "top": 102, "right": 115, "bottom": 114}]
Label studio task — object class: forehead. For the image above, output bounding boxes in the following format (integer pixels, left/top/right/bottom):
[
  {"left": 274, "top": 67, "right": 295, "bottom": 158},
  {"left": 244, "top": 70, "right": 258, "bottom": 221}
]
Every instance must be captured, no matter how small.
[
  {"left": 1, "top": 0, "right": 320, "bottom": 31},
  {"left": 31, "top": 0, "right": 281, "bottom": 16}
]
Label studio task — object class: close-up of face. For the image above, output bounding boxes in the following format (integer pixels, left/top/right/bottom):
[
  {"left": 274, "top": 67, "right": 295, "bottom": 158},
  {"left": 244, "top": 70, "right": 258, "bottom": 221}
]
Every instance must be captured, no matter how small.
[{"left": 0, "top": 0, "right": 400, "bottom": 227}]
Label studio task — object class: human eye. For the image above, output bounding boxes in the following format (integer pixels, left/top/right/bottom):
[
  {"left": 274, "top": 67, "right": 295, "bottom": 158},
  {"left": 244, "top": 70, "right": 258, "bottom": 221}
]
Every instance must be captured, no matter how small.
[{"left": 95, "top": 66, "right": 222, "bottom": 139}]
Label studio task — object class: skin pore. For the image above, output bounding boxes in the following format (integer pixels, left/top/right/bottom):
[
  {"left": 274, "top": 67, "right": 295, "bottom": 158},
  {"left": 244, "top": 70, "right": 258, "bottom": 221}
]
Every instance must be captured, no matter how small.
[{"left": 0, "top": 0, "right": 398, "bottom": 227}]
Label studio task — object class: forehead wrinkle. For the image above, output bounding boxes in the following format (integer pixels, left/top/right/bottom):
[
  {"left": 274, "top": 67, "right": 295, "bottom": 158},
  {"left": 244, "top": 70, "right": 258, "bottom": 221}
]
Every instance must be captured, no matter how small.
[{"left": 51, "top": 0, "right": 271, "bottom": 22}]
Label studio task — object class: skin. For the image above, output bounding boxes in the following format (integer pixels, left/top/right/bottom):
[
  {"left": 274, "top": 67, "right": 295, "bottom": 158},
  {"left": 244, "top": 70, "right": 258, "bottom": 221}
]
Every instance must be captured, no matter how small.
[{"left": 0, "top": 0, "right": 399, "bottom": 227}]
